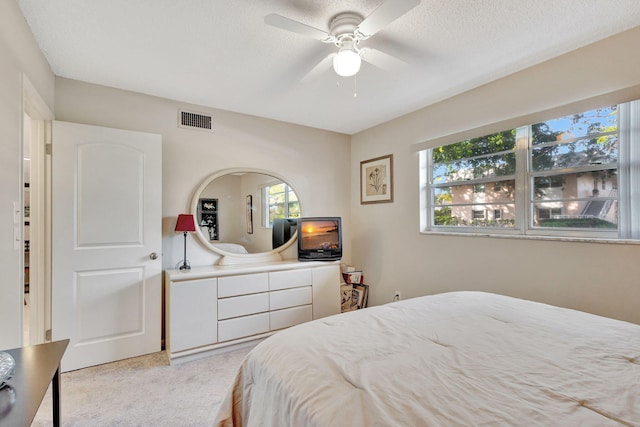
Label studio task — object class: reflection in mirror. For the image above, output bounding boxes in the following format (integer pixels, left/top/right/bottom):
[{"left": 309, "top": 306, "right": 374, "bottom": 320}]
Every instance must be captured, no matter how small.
[
  {"left": 198, "top": 198, "right": 218, "bottom": 240},
  {"left": 192, "top": 171, "right": 301, "bottom": 257},
  {"left": 272, "top": 218, "right": 298, "bottom": 249}
]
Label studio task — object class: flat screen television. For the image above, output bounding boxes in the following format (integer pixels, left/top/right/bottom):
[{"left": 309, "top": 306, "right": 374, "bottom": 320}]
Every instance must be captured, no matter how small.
[{"left": 297, "top": 217, "right": 342, "bottom": 261}]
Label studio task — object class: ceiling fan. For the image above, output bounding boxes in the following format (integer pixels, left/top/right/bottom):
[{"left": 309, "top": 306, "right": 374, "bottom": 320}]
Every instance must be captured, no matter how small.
[{"left": 264, "top": 0, "right": 420, "bottom": 79}]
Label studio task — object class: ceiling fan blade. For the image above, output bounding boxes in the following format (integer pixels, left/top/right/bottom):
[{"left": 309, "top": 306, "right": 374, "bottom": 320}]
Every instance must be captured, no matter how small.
[
  {"left": 357, "top": 0, "right": 421, "bottom": 37},
  {"left": 360, "top": 47, "right": 408, "bottom": 71},
  {"left": 265, "top": 14, "right": 332, "bottom": 42},
  {"left": 300, "top": 53, "right": 335, "bottom": 83}
]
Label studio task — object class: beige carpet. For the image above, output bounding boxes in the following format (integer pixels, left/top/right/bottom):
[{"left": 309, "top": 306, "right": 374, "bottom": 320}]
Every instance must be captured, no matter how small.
[{"left": 31, "top": 345, "right": 254, "bottom": 426}]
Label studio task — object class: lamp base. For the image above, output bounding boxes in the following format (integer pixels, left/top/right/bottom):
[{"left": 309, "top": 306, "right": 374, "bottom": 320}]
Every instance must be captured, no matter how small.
[{"left": 179, "top": 231, "right": 191, "bottom": 270}]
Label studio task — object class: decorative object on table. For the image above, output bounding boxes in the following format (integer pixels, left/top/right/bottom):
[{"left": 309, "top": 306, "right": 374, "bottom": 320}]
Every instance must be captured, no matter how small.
[
  {"left": 0, "top": 351, "right": 16, "bottom": 417},
  {"left": 340, "top": 284, "right": 354, "bottom": 312},
  {"left": 198, "top": 198, "right": 218, "bottom": 240},
  {"left": 341, "top": 282, "right": 369, "bottom": 312},
  {"left": 0, "top": 383, "right": 15, "bottom": 418},
  {"left": 246, "top": 195, "right": 253, "bottom": 234},
  {"left": 339, "top": 264, "right": 368, "bottom": 312},
  {"left": 352, "top": 283, "right": 369, "bottom": 309},
  {"left": 342, "top": 270, "right": 363, "bottom": 285},
  {"left": 360, "top": 154, "right": 393, "bottom": 204},
  {"left": 175, "top": 214, "right": 196, "bottom": 270},
  {"left": 0, "top": 352, "right": 15, "bottom": 388}
]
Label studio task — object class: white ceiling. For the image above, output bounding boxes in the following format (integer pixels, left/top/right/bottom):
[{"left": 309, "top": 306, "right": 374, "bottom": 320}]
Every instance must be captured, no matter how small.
[{"left": 17, "top": 0, "right": 640, "bottom": 135}]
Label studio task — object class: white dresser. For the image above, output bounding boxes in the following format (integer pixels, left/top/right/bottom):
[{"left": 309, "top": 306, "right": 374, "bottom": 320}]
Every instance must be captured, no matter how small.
[{"left": 165, "top": 260, "right": 341, "bottom": 362}]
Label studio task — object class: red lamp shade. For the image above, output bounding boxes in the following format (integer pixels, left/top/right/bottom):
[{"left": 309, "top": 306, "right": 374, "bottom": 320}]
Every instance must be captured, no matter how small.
[{"left": 175, "top": 214, "right": 196, "bottom": 233}]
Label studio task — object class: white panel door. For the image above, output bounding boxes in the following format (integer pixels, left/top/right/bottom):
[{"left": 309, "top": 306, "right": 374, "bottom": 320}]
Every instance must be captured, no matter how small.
[{"left": 51, "top": 121, "right": 162, "bottom": 372}]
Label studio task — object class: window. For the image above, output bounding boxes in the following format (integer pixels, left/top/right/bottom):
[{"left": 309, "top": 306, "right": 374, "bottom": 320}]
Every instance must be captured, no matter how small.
[
  {"left": 430, "top": 129, "right": 517, "bottom": 229},
  {"left": 537, "top": 208, "right": 562, "bottom": 220},
  {"left": 472, "top": 209, "right": 486, "bottom": 219},
  {"left": 261, "top": 182, "right": 300, "bottom": 227},
  {"left": 422, "top": 100, "right": 640, "bottom": 240},
  {"left": 473, "top": 184, "right": 485, "bottom": 193}
]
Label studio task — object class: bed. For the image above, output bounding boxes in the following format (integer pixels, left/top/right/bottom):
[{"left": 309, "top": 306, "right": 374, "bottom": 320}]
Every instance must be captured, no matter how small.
[{"left": 214, "top": 291, "right": 640, "bottom": 426}]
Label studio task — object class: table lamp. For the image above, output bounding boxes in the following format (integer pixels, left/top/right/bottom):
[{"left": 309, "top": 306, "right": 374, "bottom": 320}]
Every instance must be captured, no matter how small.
[{"left": 175, "top": 214, "right": 196, "bottom": 270}]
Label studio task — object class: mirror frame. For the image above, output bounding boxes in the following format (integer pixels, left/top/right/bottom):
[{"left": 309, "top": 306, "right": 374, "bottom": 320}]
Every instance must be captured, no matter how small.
[{"left": 190, "top": 167, "right": 301, "bottom": 265}]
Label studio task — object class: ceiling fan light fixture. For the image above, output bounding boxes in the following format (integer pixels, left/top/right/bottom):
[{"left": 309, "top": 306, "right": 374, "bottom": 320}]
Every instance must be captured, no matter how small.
[
  {"left": 333, "top": 46, "right": 361, "bottom": 77},
  {"left": 265, "top": 1, "right": 422, "bottom": 81}
]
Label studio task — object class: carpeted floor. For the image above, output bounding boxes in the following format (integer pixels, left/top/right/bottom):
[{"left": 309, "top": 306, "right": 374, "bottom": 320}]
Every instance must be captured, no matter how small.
[{"left": 31, "top": 345, "right": 254, "bottom": 426}]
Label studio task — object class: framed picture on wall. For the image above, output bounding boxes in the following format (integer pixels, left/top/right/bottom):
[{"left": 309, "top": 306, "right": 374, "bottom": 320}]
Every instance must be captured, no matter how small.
[
  {"left": 246, "top": 195, "right": 253, "bottom": 234},
  {"left": 360, "top": 154, "right": 393, "bottom": 204}
]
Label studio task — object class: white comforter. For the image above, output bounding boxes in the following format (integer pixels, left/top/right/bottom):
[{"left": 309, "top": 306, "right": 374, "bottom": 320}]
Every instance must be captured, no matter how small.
[{"left": 214, "top": 292, "right": 640, "bottom": 426}]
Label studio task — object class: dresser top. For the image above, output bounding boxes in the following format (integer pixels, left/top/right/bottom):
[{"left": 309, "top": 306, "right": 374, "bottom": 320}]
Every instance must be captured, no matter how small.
[{"left": 166, "top": 259, "right": 339, "bottom": 281}]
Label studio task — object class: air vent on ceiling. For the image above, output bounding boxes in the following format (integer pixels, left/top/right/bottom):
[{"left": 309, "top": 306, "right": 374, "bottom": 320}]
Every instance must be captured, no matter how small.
[{"left": 178, "top": 109, "right": 213, "bottom": 132}]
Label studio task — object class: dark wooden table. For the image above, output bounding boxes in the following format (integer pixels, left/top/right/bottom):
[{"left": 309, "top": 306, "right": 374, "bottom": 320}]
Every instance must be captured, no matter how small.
[{"left": 0, "top": 339, "right": 69, "bottom": 427}]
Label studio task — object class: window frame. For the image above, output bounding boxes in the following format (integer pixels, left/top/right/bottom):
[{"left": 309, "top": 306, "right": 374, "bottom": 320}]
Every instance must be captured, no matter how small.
[
  {"left": 421, "top": 100, "right": 640, "bottom": 241},
  {"left": 261, "top": 181, "right": 299, "bottom": 228}
]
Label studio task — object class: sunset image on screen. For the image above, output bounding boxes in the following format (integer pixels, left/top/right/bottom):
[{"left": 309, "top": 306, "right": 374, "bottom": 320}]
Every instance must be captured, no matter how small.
[{"left": 301, "top": 221, "right": 339, "bottom": 250}]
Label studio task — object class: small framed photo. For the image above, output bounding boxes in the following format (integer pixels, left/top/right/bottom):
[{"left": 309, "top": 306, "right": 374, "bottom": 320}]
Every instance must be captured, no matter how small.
[
  {"left": 340, "top": 284, "right": 355, "bottom": 312},
  {"left": 353, "top": 284, "right": 369, "bottom": 309},
  {"left": 360, "top": 154, "right": 393, "bottom": 204}
]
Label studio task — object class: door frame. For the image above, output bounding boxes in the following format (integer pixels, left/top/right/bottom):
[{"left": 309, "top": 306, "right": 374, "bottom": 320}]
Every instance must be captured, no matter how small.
[{"left": 22, "top": 74, "right": 53, "bottom": 345}]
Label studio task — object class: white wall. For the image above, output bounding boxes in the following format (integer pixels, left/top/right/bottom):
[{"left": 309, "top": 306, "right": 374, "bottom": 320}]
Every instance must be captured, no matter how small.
[
  {"left": 53, "top": 78, "right": 352, "bottom": 271},
  {"left": 351, "top": 26, "right": 640, "bottom": 325},
  {"left": 0, "top": 0, "right": 55, "bottom": 349}
]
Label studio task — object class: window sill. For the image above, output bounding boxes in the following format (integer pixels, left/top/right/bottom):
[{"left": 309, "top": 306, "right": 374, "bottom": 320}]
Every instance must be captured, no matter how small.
[{"left": 420, "top": 230, "right": 640, "bottom": 245}]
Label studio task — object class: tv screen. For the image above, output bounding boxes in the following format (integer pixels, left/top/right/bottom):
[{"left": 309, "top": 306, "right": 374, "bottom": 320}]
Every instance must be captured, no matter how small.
[{"left": 297, "top": 217, "right": 342, "bottom": 261}]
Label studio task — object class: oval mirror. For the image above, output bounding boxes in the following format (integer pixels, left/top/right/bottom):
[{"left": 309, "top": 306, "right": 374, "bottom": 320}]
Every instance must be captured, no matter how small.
[{"left": 190, "top": 168, "right": 301, "bottom": 265}]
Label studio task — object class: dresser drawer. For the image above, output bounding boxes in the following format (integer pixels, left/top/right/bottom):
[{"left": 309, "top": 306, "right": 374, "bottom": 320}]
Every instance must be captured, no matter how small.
[
  {"left": 218, "top": 273, "right": 269, "bottom": 298},
  {"left": 270, "top": 286, "right": 312, "bottom": 311},
  {"left": 269, "top": 269, "right": 312, "bottom": 291},
  {"left": 218, "top": 312, "right": 270, "bottom": 342},
  {"left": 270, "top": 305, "right": 312, "bottom": 330},
  {"left": 218, "top": 293, "right": 269, "bottom": 320}
]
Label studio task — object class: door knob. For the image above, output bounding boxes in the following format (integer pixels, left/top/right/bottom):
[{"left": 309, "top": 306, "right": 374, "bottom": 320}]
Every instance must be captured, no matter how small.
[{"left": 149, "top": 252, "right": 158, "bottom": 260}]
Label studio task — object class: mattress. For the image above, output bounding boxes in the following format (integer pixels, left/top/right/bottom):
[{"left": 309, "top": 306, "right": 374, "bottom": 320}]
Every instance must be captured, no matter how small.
[{"left": 214, "top": 291, "right": 640, "bottom": 426}]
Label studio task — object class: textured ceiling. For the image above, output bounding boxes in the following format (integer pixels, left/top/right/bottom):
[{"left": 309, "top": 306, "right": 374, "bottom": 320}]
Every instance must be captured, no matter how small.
[{"left": 16, "top": 0, "right": 640, "bottom": 135}]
